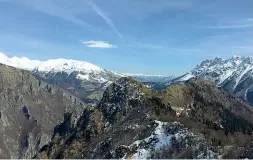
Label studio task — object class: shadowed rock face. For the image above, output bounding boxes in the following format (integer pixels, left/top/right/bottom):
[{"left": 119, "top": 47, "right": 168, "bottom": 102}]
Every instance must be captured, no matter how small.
[
  {"left": 35, "top": 77, "right": 253, "bottom": 159},
  {"left": 0, "top": 64, "right": 85, "bottom": 158}
]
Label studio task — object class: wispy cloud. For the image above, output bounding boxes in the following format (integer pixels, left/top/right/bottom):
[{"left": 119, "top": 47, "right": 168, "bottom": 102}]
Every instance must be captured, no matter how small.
[
  {"left": 82, "top": 40, "right": 116, "bottom": 48},
  {"left": 232, "top": 45, "right": 253, "bottom": 54},
  {"left": 205, "top": 24, "right": 253, "bottom": 29},
  {"left": 201, "top": 18, "right": 253, "bottom": 29},
  {"left": 20, "top": 0, "right": 102, "bottom": 33},
  {"left": 84, "top": 0, "right": 124, "bottom": 39}
]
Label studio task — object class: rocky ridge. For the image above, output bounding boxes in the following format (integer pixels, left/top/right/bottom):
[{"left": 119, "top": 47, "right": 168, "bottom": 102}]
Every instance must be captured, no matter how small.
[{"left": 35, "top": 77, "right": 253, "bottom": 159}]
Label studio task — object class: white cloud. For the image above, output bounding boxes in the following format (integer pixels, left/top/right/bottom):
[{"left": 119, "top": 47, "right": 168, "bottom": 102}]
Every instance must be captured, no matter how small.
[{"left": 82, "top": 40, "right": 116, "bottom": 48}]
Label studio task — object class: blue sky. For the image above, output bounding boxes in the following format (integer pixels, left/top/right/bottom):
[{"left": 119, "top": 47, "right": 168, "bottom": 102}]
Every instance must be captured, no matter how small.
[{"left": 0, "top": 0, "right": 252, "bottom": 75}]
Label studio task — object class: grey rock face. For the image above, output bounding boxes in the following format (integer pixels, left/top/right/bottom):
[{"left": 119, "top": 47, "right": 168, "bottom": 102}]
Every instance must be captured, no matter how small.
[{"left": 0, "top": 64, "right": 84, "bottom": 158}]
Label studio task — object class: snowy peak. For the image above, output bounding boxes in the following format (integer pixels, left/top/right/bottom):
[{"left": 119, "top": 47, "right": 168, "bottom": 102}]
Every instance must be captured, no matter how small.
[
  {"left": 36, "top": 58, "right": 102, "bottom": 74},
  {"left": 173, "top": 55, "right": 253, "bottom": 104},
  {"left": 0, "top": 52, "right": 103, "bottom": 74},
  {"left": 0, "top": 52, "right": 124, "bottom": 103},
  {"left": 178, "top": 56, "right": 253, "bottom": 84},
  {"left": 0, "top": 52, "right": 41, "bottom": 70}
]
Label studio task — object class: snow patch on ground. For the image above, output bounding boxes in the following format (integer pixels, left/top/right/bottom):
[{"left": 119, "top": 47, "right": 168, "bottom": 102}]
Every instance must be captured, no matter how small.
[
  {"left": 124, "top": 120, "right": 172, "bottom": 159},
  {"left": 123, "top": 120, "right": 220, "bottom": 159}
]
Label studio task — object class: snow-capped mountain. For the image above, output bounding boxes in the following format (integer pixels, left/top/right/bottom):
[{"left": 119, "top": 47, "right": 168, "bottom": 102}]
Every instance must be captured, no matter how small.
[
  {"left": 0, "top": 52, "right": 123, "bottom": 83},
  {"left": 0, "top": 52, "right": 124, "bottom": 103},
  {"left": 172, "top": 56, "right": 253, "bottom": 104}
]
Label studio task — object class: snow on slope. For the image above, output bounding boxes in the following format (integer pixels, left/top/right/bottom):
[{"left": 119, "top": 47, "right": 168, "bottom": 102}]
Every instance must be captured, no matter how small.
[
  {"left": 0, "top": 52, "right": 42, "bottom": 70},
  {"left": 0, "top": 52, "right": 102, "bottom": 73},
  {"left": 123, "top": 120, "right": 220, "bottom": 159},
  {"left": 36, "top": 58, "right": 102, "bottom": 74},
  {"left": 0, "top": 52, "right": 122, "bottom": 83},
  {"left": 125, "top": 120, "right": 172, "bottom": 159},
  {"left": 0, "top": 52, "right": 173, "bottom": 84},
  {"left": 174, "top": 56, "right": 253, "bottom": 90}
]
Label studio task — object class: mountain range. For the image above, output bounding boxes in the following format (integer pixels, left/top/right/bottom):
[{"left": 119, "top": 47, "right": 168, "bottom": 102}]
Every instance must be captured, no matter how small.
[
  {"left": 0, "top": 52, "right": 173, "bottom": 103},
  {"left": 0, "top": 52, "right": 123, "bottom": 104},
  {"left": 125, "top": 73, "right": 175, "bottom": 83},
  {"left": 1, "top": 52, "right": 253, "bottom": 159}
]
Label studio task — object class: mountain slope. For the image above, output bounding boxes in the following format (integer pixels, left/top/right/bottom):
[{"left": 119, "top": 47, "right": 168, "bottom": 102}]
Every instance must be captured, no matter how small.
[
  {"left": 35, "top": 77, "right": 253, "bottom": 159},
  {"left": 0, "top": 52, "right": 123, "bottom": 103},
  {"left": 0, "top": 64, "right": 85, "bottom": 158},
  {"left": 171, "top": 56, "right": 253, "bottom": 104}
]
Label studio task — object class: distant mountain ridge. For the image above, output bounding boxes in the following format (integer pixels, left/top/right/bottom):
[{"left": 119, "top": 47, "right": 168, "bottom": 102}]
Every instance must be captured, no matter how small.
[
  {"left": 126, "top": 73, "right": 175, "bottom": 83},
  {"left": 0, "top": 52, "right": 123, "bottom": 82},
  {"left": 0, "top": 52, "right": 124, "bottom": 103},
  {"left": 0, "top": 52, "right": 172, "bottom": 83},
  {"left": 0, "top": 52, "right": 172, "bottom": 103},
  {"left": 172, "top": 56, "right": 253, "bottom": 104}
]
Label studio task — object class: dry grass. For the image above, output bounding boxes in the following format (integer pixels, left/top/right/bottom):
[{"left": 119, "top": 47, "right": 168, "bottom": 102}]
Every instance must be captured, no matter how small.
[
  {"left": 161, "top": 84, "right": 192, "bottom": 109},
  {"left": 92, "top": 109, "right": 103, "bottom": 134}
]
